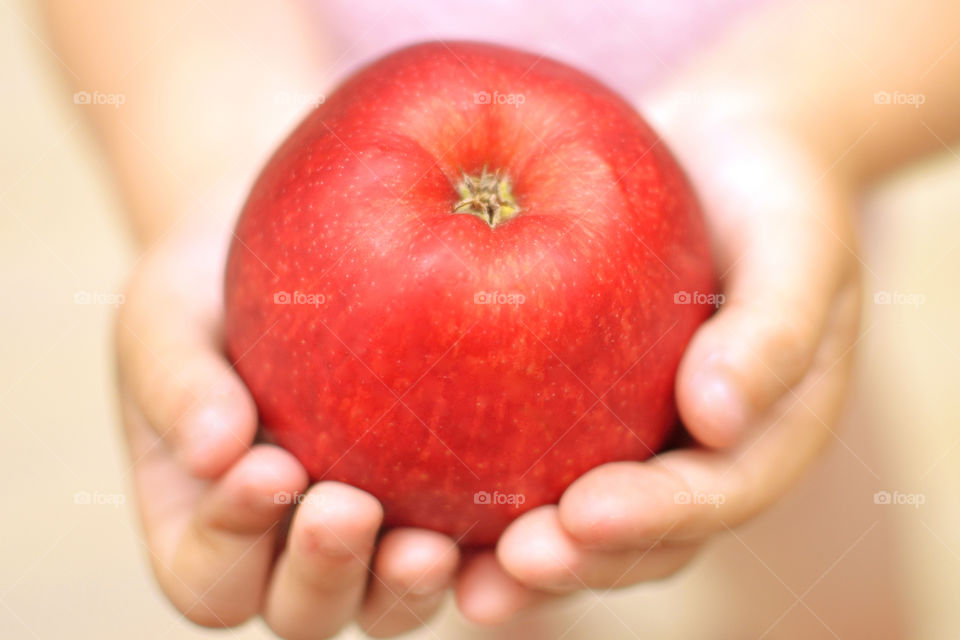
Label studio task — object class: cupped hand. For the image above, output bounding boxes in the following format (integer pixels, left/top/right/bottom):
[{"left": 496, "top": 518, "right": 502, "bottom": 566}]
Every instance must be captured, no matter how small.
[
  {"left": 115, "top": 217, "right": 460, "bottom": 638},
  {"left": 455, "top": 92, "right": 862, "bottom": 621},
  {"left": 114, "top": 88, "right": 864, "bottom": 631}
]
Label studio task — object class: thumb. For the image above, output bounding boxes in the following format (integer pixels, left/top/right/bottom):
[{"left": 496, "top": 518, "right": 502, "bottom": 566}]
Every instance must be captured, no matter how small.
[{"left": 673, "top": 126, "right": 854, "bottom": 447}]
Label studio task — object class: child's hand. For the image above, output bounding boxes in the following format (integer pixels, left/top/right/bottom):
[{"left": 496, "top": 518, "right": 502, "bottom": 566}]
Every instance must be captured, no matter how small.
[
  {"left": 454, "top": 97, "right": 862, "bottom": 622},
  {"left": 116, "top": 222, "right": 460, "bottom": 638}
]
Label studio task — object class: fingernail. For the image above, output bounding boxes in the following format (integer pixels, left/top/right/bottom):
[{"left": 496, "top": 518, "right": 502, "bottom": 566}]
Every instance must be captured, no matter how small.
[
  {"left": 696, "top": 372, "right": 747, "bottom": 442},
  {"left": 179, "top": 407, "right": 230, "bottom": 471}
]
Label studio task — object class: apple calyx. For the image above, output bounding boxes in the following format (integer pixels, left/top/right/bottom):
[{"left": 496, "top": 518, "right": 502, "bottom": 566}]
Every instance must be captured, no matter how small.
[{"left": 452, "top": 167, "right": 520, "bottom": 228}]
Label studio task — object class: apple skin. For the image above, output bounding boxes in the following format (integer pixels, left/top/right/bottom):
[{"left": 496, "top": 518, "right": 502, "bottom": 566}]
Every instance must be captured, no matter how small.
[{"left": 224, "top": 41, "right": 716, "bottom": 546}]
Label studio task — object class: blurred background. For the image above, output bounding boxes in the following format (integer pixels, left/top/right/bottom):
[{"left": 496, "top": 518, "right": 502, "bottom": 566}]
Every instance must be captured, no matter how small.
[{"left": 1, "top": 0, "right": 958, "bottom": 638}]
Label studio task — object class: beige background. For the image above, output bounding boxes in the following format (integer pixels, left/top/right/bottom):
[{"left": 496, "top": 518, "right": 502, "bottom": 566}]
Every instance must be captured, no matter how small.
[{"left": 2, "top": 1, "right": 959, "bottom": 638}]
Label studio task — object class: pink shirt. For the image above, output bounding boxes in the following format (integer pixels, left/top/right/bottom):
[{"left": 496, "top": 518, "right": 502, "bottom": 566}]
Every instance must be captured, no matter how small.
[{"left": 316, "top": 0, "right": 766, "bottom": 99}]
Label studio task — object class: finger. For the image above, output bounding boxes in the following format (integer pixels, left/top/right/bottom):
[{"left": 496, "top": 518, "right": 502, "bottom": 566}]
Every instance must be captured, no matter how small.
[
  {"left": 496, "top": 506, "right": 698, "bottom": 591},
  {"left": 676, "top": 135, "right": 853, "bottom": 447},
  {"left": 157, "top": 444, "right": 308, "bottom": 627},
  {"left": 562, "top": 282, "right": 859, "bottom": 548},
  {"left": 358, "top": 529, "right": 459, "bottom": 637},
  {"left": 116, "top": 256, "right": 258, "bottom": 477},
  {"left": 454, "top": 551, "right": 556, "bottom": 626},
  {"left": 263, "top": 482, "right": 383, "bottom": 640}
]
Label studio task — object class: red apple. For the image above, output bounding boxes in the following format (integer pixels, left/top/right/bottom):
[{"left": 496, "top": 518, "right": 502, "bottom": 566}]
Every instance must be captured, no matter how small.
[{"left": 225, "top": 41, "right": 716, "bottom": 546}]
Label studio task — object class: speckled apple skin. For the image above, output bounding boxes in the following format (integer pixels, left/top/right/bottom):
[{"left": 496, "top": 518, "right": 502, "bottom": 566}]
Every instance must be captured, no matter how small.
[{"left": 224, "top": 41, "right": 716, "bottom": 546}]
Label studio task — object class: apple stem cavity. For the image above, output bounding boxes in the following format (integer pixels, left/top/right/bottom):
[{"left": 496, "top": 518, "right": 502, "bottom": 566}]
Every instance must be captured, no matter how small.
[{"left": 452, "top": 167, "right": 520, "bottom": 228}]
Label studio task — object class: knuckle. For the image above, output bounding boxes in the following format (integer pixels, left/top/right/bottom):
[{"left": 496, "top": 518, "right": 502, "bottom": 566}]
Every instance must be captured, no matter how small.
[
  {"left": 156, "top": 567, "right": 252, "bottom": 628},
  {"left": 751, "top": 317, "right": 818, "bottom": 385}
]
